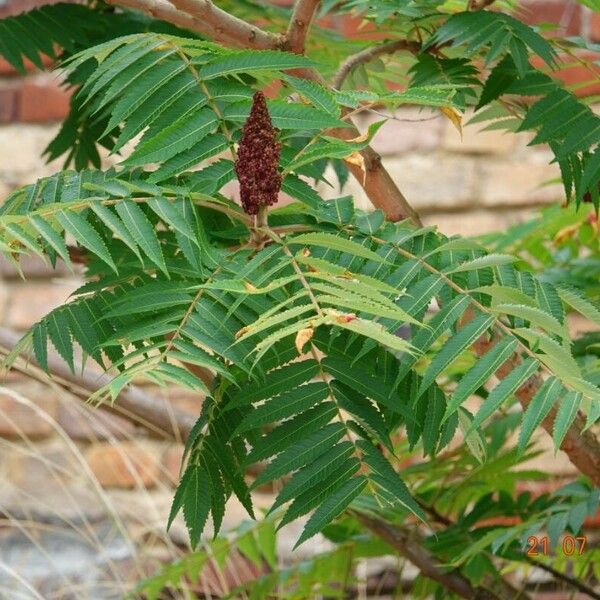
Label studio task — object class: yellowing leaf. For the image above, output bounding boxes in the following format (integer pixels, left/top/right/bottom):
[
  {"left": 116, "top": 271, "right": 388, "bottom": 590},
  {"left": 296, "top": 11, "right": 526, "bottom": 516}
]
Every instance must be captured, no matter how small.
[
  {"left": 244, "top": 281, "right": 259, "bottom": 292},
  {"left": 440, "top": 106, "right": 462, "bottom": 138},
  {"left": 347, "top": 130, "right": 370, "bottom": 144},
  {"left": 344, "top": 151, "right": 366, "bottom": 184},
  {"left": 235, "top": 326, "right": 249, "bottom": 339},
  {"left": 295, "top": 327, "right": 314, "bottom": 354}
]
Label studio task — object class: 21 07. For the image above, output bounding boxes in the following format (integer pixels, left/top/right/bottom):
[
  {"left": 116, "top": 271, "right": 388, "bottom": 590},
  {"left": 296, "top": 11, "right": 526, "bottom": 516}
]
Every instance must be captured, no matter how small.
[{"left": 526, "top": 535, "right": 587, "bottom": 556}]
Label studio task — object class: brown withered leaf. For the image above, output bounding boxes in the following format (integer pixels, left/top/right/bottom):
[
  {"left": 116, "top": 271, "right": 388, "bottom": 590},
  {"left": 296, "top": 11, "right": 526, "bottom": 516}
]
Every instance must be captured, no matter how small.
[{"left": 295, "top": 328, "right": 314, "bottom": 354}]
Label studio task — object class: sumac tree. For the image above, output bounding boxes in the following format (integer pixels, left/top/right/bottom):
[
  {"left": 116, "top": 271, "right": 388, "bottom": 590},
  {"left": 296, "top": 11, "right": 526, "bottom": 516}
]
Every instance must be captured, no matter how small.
[{"left": 1, "top": 0, "right": 599, "bottom": 597}]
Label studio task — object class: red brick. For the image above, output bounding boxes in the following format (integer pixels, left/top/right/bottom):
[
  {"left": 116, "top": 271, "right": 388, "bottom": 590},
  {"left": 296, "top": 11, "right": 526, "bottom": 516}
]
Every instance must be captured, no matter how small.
[
  {"left": 0, "top": 54, "right": 55, "bottom": 76},
  {"left": 592, "top": 12, "right": 600, "bottom": 41},
  {"left": 530, "top": 51, "right": 600, "bottom": 97},
  {"left": 18, "top": 81, "right": 71, "bottom": 123},
  {"left": 518, "top": 1, "right": 582, "bottom": 36},
  {"left": 0, "top": 87, "right": 18, "bottom": 122},
  {"left": 85, "top": 442, "right": 160, "bottom": 489}
]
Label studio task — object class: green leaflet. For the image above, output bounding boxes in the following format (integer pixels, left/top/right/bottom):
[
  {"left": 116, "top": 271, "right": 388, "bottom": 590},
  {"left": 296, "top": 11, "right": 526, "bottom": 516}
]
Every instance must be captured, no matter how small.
[
  {"left": 458, "top": 407, "right": 487, "bottom": 463},
  {"left": 282, "top": 74, "right": 341, "bottom": 117},
  {"left": 236, "top": 304, "right": 315, "bottom": 341},
  {"left": 114, "top": 200, "right": 168, "bottom": 275},
  {"left": 295, "top": 476, "right": 367, "bottom": 548},
  {"left": 297, "top": 255, "right": 400, "bottom": 296},
  {"left": 330, "top": 316, "right": 415, "bottom": 356},
  {"left": 513, "top": 328, "right": 581, "bottom": 381},
  {"left": 492, "top": 303, "right": 567, "bottom": 339},
  {"left": 279, "top": 457, "right": 361, "bottom": 530},
  {"left": 444, "top": 337, "right": 518, "bottom": 423},
  {"left": 46, "top": 310, "right": 74, "bottom": 373},
  {"left": 288, "top": 232, "right": 387, "bottom": 263},
  {"left": 147, "top": 197, "right": 197, "bottom": 243},
  {"left": 32, "top": 322, "right": 48, "bottom": 372},
  {"left": 269, "top": 442, "right": 355, "bottom": 514},
  {"left": 518, "top": 377, "right": 563, "bottom": 453},
  {"left": 418, "top": 314, "right": 495, "bottom": 397},
  {"left": 125, "top": 109, "right": 218, "bottom": 166},
  {"left": 55, "top": 210, "right": 117, "bottom": 272},
  {"left": 552, "top": 391, "right": 582, "bottom": 450},
  {"left": 29, "top": 215, "right": 72, "bottom": 269},
  {"left": 106, "top": 282, "right": 194, "bottom": 317},
  {"left": 198, "top": 50, "right": 315, "bottom": 79},
  {"left": 315, "top": 290, "right": 416, "bottom": 323},
  {"left": 252, "top": 422, "right": 346, "bottom": 488},
  {"left": 332, "top": 381, "right": 393, "bottom": 452},
  {"left": 182, "top": 465, "right": 212, "bottom": 549},
  {"left": 155, "top": 363, "right": 210, "bottom": 394},
  {"left": 446, "top": 253, "right": 517, "bottom": 274},
  {"left": 357, "top": 438, "right": 426, "bottom": 520},
  {"left": 222, "top": 100, "right": 347, "bottom": 130},
  {"left": 470, "top": 285, "right": 536, "bottom": 308},
  {"left": 557, "top": 286, "right": 600, "bottom": 328},
  {"left": 234, "top": 382, "right": 329, "bottom": 434},
  {"left": 469, "top": 358, "right": 539, "bottom": 433},
  {"left": 397, "top": 294, "right": 471, "bottom": 381},
  {"left": 422, "top": 385, "right": 446, "bottom": 456},
  {"left": 323, "top": 356, "right": 414, "bottom": 421},
  {"left": 89, "top": 203, "right": 142, "bottom": 260},
  {"left": 246, "top": 403, "right": 338, "bottom": 466},
  {"left": 148, "top": 135, "right": 229, "bottom": 183},
  {"left": 228, "top": 360, "right": 319, "bottom": 407}
]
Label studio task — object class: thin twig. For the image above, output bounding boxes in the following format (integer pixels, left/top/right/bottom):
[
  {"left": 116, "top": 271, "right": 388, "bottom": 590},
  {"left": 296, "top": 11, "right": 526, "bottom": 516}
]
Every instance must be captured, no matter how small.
[
  {"left": 524, "top": 556, "right": 600, "bottom": 599},
  {"left": 333, "top": 39, "right": 421, "bottom": 90},
  {"left": 354, "top": 512, "right": 505, "bottom": 600}
]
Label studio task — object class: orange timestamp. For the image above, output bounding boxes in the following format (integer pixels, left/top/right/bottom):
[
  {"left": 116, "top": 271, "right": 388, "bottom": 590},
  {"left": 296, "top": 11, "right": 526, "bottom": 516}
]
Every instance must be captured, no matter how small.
[{"left": 526, "top": 535, "right": 587, "bottom": 556}]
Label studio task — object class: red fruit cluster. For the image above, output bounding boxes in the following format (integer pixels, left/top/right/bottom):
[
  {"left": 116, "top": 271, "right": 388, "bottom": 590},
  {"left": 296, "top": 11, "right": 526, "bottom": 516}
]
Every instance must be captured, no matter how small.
[{"left": 234, "top": 91, "right": 282, "bottom": 216}]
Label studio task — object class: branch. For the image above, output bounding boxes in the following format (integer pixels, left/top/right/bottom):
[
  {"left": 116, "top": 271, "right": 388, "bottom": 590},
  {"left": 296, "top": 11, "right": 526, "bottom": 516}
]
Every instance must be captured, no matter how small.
[
  {"left": 333, "top": 39, "right": 421, "bottom": 90},
  {"left": 524, "top": 556, "right": 600, "bottom": 600},
  {"left": 0, "top": 326, "right": 196, "bottom": 439},
  {"left": 105, "top": 0, "right": 206, "bottom": 34},
  {"left": 107, "top": 0, "right": 422, "bottom": 225},
  {"left": 285, "top": 0, "right": 321, "bottom": 54},
  {"left": 168, "top": 0, "right": 285, "bottom": 49},
  {"left": 355, "top": 513, "right": 508, "bottom": 600},
  {"left": 107, "top": 0, "right": 284, "bottom": 49}
]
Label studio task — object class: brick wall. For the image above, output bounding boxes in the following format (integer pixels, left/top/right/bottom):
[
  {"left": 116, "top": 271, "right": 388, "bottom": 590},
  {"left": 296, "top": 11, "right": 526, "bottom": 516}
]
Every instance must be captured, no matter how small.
[{"left": 0, "top": 2, "right": 598, "bottom": 596}]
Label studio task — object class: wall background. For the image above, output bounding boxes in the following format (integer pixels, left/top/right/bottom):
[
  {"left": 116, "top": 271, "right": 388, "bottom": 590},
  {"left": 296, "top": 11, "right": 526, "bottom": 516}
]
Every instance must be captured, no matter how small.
[{"left": 0, "top": 1, "right": 599, "bottom": 597}]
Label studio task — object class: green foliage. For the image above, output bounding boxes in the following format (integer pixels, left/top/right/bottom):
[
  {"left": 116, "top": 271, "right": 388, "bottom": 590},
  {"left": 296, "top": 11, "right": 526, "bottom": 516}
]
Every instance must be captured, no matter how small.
[
  {"left": 2, "top": 167, "right": 599, "bottom": 547},
  {"left": 1, "top": 0, "right": 599, "bottom": 594}
]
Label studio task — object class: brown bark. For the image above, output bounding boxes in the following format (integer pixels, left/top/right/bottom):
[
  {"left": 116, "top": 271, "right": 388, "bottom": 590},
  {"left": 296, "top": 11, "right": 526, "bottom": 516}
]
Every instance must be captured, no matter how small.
[
  {"left": 355, "top": 514, "right": 509, "bottom": 600},
  {"left": 284, "top": 0, "right": 321, "bottom": 54}
]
